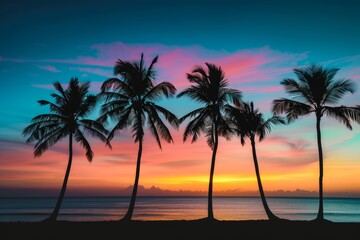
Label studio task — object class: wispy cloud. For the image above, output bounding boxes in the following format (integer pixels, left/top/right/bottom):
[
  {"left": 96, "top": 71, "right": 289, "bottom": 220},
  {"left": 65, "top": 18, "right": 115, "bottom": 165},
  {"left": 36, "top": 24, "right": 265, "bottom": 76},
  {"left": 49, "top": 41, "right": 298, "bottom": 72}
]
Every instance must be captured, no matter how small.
[
  {"left": 268, "top": 135, "right": 311, "bottom": 151},
  {"left": 0, "top": 169, "right": 49, "bottom": 178},
  {"left": 2, "top": 42, "right": 310, "bottom": 90},
  {"left": 74, "top": 43, "right": 309, "bottom": 89},
  {"left": 69, "top": 66, "right": 112, "bottom": 77},
  {"left": 32, "top": 83, "right": 56, "bottom": 89},
  {"left": 158, "top": 159, "right": 206, "bottom": 168},
  {"left": 36, "top": 65, "right": 60, "bottom": 73},
  {"left": 0, "top": 56, "right": 28, "bottom": 63}
]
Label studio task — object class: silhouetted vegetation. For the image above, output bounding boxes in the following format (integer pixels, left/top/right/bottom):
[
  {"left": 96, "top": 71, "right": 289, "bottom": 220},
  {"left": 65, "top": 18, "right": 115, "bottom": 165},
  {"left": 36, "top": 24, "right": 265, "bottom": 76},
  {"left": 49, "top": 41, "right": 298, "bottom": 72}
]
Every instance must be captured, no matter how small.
[
  {"left": 273, "top": 64, "right": 360, "bottom": 221},
  {"left": 97, "top": 53, "right": 179, "bottom": 221},
  {"left": 22, "top": 78, "right": 108, "bottom": 221},
  {"left": 22, "top": 57, "right": 360, "bottom": 223},
  {"left": 226, "top": 101, "right": 286, "bottom": 221},
  {"left": 177, "top": 63, "right": 242, "bottom": 220}
]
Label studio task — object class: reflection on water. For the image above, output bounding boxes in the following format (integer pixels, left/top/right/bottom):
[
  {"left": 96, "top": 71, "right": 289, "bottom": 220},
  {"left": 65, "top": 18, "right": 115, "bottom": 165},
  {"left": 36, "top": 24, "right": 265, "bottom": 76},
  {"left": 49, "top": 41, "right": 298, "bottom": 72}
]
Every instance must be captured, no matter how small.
[{"left": 1, "top": 196, "right": 359, "bottom": 222}]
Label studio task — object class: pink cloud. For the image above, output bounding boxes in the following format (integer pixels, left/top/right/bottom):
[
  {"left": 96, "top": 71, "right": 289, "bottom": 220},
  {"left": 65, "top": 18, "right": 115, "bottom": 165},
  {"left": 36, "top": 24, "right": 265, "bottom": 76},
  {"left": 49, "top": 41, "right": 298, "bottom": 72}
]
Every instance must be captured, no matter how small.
[
  {"left": 1, "top": 42, "right": 311, "bottom": 90},
  {"left": 267, "top": 135, "right": 311, "bottom": 151},
  {"left": 33, "top": 42, "right": 308, "bottom": 89},
  {"left": 352, "top": 74, "right": 360, "bottom": 80},
  {"left": 93, "top": 44, "right": 308, "bottom": 88},
  {"left": 36, "top": 65, "right": 60, "bottom": 73}
]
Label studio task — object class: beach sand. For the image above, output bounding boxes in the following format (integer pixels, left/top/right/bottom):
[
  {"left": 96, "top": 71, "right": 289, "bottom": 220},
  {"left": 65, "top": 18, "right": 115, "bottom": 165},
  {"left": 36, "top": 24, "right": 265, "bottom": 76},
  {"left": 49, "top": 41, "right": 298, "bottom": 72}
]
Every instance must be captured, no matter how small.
[{"left": 1, "top": 219, "right": 359, "bottom": 239}]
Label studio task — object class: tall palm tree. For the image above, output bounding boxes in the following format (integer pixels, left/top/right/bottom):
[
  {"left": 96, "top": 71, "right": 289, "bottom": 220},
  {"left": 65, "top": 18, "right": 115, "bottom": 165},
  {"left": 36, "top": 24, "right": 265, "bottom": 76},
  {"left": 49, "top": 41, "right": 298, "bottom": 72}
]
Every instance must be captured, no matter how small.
[
  {"left": 226, "top": 101, "right": 285, "bottom": 221},
  {"left": 98, "top": 53, "right": 179, "bottom": 221},
  {"left": 22, "top": 77, "right": 109, "bottom": 221},
  {"left": 177, "top": 63, "right": 242, "bottom": 220},
  {"left": 272, "top": 64, "right": 360, "bottom": 221}
]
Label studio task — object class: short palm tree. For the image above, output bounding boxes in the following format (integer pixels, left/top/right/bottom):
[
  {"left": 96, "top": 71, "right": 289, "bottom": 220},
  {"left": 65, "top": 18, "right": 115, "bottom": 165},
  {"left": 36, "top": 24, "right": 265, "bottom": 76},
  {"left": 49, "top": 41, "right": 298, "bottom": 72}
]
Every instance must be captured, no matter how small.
[
  {"left": 272, "top": 64, "right": 360, "bottom": 221},
  {"left": 177, "top": 63, "right": 242, "bottom": 220},
  {"left": 98, "top": 53, "right": 179, "bottom": 221},
  {"left": 22, "top": 77, "right": 109, "bottom": 221},
  {"left": 226, "top": 101, "right": 285, "bottom": 221}
]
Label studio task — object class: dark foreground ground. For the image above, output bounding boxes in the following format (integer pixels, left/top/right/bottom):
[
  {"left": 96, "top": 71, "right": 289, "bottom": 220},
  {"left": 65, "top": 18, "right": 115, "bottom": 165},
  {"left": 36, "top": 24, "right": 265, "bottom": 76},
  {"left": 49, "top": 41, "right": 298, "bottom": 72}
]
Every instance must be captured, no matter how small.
[{"left": 0, "top": 219, "right": 359, "bottom": 240}]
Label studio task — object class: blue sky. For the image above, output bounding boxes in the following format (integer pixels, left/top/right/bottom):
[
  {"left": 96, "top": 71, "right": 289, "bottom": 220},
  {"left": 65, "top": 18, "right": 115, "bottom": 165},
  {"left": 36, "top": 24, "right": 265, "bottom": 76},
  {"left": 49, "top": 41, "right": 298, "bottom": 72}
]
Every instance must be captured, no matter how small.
[{"left": 1, "top": 0, "right": 360, "bottom": 196}]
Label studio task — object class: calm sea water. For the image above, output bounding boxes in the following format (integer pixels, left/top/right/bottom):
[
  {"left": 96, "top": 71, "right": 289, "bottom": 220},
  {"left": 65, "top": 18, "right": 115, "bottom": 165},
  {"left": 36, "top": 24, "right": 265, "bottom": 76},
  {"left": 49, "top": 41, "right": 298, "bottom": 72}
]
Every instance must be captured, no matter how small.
[{"left": 1, "top": 197, "right": 359, "bottom": 222}]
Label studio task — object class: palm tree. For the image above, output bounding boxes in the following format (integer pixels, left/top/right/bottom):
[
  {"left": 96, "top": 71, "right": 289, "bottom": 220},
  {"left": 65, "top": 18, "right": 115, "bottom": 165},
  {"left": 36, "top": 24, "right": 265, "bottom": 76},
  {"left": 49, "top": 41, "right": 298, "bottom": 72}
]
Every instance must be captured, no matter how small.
[
  {"left": 226, "top": 101, "right": 285, "bottom": 221},
  {"left": 177, "top": 63, "right": 242, "bottom": 220},
  {"left": 272, "top": 64, "right": 360, "bottom": 221},
  {"left": 22, "top": 77, "right": 109, "bottom": 221},
  {"left": 98, "top": 53, "right": 179, "bottom": 221}
]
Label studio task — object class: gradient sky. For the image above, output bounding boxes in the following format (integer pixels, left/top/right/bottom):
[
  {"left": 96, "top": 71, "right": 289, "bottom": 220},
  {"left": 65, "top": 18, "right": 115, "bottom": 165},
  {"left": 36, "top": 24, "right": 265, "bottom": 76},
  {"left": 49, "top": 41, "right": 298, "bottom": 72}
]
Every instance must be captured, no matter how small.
[{"left": 1, "top": 0, "right": 360, "bottom": 197}]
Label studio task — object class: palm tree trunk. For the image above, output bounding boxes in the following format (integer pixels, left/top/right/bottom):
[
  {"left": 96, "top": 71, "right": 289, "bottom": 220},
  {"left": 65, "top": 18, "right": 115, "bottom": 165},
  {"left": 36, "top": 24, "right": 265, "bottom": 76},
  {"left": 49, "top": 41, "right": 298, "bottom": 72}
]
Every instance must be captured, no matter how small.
[
  {"left": 208, "top": 125, "right": 218, "bottom": 220},
  {"left": 45, "top": 133, "right": 73, "bottom": 222},
  {"left": 315, "top": 115, "right": 324, "bottom": 221},
  {"left": 250, "top": 136, "right": 279, "bottom": 221},
  {"left": 122, "top": 138, "right": 143, "bottom": 221}
]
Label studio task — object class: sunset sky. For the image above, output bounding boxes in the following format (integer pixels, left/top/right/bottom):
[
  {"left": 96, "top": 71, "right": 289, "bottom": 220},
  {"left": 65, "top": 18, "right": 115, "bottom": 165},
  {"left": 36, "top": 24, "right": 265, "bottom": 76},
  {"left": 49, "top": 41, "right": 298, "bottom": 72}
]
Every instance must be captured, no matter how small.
[{"left": 1, "top": 0, "right": 360, "bottom": 197}]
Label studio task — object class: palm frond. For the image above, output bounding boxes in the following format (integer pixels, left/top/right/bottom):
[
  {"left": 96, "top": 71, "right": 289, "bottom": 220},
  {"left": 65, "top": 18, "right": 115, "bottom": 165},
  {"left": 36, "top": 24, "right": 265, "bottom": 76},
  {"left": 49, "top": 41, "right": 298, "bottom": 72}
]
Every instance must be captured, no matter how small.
[
  {"left": 33, "top": 128, "right": 67, "bottom": 157},
  {"left": 31, "top": 114, "right": 66, "bottom": 122},
  {"left": 132, "top": 112, "right": 145, "bottom": 143},
  {"left": 50, "top": 93, "right": 67, "bottom": 106},
  {"left": 24, "top": 122, "right": 63, "bottom": 143},
  {"left": 280, "top": 78, "right": 314, "bottom": 105},
  {"left": 219, "top": 88, "right": 242, "bottom": 106},
  {"left": 79, "top": 119, "right": 109, "bottom": 147},
  {"left": 37, "top": 100, "right": 62, "bottom": 114},
  {"left": 150, "top": 103, "right": 179, "bottom": 129},
  {"left": 78, "top": 94, "right": 97, "bottom": 117},
  {"left": 97, "top": 91, "right": 129, "bottom": 102},
  {"left": 322, "top": 106, "right": 360, "bottom": 130},
  {"left": 187, "top": 117, "right": 207, "bottom": 144},
  {"left": 74, "top": 130, "right": 93, "bottom": 162},
  {"left": 53, "top": 81, "right": 67, "bottom": 100},
  {"left": 144, "top": 55, "right": 159, "bottom": 81},
  {"left": 24, "top": 77, "right": 103, "bottom": 161},
  {"left": 179, "top": 107, "right": 206, "bottom": 123},
  {"left": 323, "top": 79, "right": 356, "bottom": 104},
  {"left": 144, "top": 82, "right": 176, "bottom": 100},
  {"left": 217, "top": 116, "right": 233, "bottom": 140},
  {"left": 146, "top": 114, "right": 162, "bottom": 149},
  {"left": 100, "top": 78, "right": 122, "bottom": 92},
  {"left": 190, "top": 66, "right": 208, "bottom": 85},
  {"left": 258, "top": 116, "right": 286, "bottom": 141},
  {"left": 22, "top": 119, "right": 61, "bottom": 136},
  {"left": 205, "top": 123, "right": 215, "bottom": 149},
  {"left": 98, "top": 99, "right": 129, "bottom": 123},
  {"left": 106, "top": 107, "right": 133, "bottom": 142},
  {"left": 272, "top": 98, "right": 313, "bottom": 123},
  {"left": 177, "top": 86, "right": 209, "bottom": 103},
  {"left": 145, "top": 104, "right": 174, "bottom": 144},
  {"left": 179, "top": 62, "right": 240, "bottom": 148},
  {"left": 183, "top": 108, "right": 209, "bottom": 143}
]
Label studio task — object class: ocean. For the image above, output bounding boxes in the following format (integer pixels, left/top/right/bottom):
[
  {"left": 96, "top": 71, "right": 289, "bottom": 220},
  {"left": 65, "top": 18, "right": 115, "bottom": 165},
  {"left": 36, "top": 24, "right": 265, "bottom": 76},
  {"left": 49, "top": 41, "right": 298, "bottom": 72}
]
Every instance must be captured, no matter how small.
[{"left": 1, "top": 196, "right": 359, "bottom": 222}]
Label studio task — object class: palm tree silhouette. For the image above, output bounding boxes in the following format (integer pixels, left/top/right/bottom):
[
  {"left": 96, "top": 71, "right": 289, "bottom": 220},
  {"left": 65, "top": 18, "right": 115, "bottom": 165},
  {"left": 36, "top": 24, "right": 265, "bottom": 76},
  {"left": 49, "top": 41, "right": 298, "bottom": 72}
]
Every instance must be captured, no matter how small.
[
  {"left": 272, "top": 64, "right": 360, "bottom": 221},
  {"left": 22, "top": 77, "right": 109, "bottom": 221},
  {"left": 98, "top": 53, "right": 179, "bottom": 221},
  {"left": 226, "top": 101, "right": 285, "bottom": 221},
  {"left": 177, "top": 63, "right": 242, "bottom": 220}
]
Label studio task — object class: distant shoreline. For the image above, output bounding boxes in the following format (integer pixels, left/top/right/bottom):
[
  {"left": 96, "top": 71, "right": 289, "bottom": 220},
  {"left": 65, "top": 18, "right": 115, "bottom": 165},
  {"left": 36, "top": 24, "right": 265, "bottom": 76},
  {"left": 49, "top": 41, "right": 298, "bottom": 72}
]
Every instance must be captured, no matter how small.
[
  {"left": 2, "top": 186, "right": 360, "bottom": 198},
  {"left": 1, "top": 220, "right": 359, "bottom": 240},
  {"left": 1, "top": 195, "right": 360, "bottom": 199}
]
